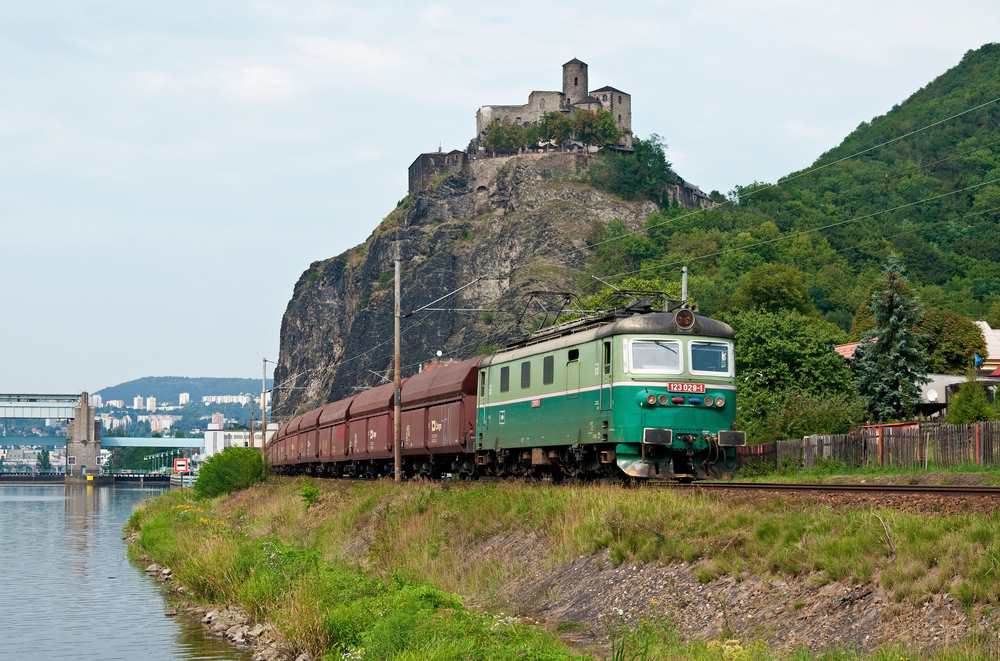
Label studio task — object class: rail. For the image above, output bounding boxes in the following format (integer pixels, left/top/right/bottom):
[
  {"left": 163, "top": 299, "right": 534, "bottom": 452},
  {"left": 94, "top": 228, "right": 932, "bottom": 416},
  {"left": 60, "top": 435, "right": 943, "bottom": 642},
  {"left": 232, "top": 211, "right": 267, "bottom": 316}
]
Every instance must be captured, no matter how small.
[{"left": 671, "top": 481, "right": 1000, "bottom": 497}]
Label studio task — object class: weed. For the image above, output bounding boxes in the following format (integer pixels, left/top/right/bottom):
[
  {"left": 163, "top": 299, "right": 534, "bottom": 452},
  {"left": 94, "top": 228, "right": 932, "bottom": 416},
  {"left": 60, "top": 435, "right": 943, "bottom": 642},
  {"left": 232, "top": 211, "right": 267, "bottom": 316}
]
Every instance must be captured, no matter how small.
[{"left": 301, "top": 485, "right": 321, "bottom": 510}]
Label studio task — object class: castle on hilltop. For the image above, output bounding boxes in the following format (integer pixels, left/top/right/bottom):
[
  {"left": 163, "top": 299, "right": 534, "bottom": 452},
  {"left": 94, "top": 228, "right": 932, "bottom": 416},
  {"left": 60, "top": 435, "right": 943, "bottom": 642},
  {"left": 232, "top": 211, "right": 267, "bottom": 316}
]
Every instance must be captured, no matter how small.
[
  {"left": 474, "top": 58, "right": 633, "bottom": 152},
  {"left": 408, "top": 58, "right": 711, "bottom": 209}
]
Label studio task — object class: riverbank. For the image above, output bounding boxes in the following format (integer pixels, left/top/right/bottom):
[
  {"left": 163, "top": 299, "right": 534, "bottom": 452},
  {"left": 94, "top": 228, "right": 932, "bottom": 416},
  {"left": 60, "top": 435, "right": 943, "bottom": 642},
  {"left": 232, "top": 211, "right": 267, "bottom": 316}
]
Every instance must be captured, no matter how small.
[{"left": 126, "top": 477, "right": 1000, "bottom": 660}]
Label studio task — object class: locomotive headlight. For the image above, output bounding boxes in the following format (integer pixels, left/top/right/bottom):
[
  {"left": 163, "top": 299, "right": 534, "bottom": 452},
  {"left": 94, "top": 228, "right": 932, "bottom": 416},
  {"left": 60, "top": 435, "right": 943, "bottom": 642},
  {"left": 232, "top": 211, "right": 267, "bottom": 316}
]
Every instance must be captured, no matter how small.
[
  {"left": 646, "top": 394, "right": 657, "bottom": 406},
  {"left": 703, "top": 395, "right": 713, "bottom": 407},
  {"left": 658, "top": 394, "right": 669, "bottom": 405},
  {"left": 715, "top": 396, "right": 725, "bottom": 408}
]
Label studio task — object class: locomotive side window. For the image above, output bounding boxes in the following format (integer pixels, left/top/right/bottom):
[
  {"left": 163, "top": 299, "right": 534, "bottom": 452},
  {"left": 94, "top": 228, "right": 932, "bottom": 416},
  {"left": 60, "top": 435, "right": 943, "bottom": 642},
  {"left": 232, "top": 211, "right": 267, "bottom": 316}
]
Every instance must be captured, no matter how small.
[
  {"left": 521, "top": 361, "right": 531, "bottom": 389},
  {"left": 630, "top": 339, "right": 682, "bottom": 374},
  {"left": 689, "top": 341, "right": 733, "bottom": 376},
  {"left": 603, "top": 342, "right": 611, "bottom": 374},
  {"left": 543, "top": 356, "right": 554, "bottom": 385},
  {"left": 568, "top": 348, "right": 579, "bottom": 362},
  {"left": 479, "top": 371, "right": 486, "bottom": 397},
  {"left": 500, "top": 366, "right": 510, "bottom": 393}
]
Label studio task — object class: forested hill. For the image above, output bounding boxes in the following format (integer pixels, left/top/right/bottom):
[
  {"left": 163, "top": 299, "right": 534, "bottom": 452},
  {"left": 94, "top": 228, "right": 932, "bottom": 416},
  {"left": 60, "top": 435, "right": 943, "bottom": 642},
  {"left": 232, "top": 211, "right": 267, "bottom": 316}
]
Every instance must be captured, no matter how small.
[
  {"left": 95, "top": 376, "right": 273, "bottom": 404},
  {"left": 598, "top": 43, "right": 1000, "bottom": 333}
]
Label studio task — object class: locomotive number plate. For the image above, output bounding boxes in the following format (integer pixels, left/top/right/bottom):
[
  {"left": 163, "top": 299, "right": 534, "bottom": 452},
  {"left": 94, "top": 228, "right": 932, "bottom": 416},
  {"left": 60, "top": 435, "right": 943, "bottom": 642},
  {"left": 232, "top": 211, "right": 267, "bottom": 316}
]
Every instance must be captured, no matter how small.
[{"left": 668, "top": 383, "right": 706, "bottom": 394}]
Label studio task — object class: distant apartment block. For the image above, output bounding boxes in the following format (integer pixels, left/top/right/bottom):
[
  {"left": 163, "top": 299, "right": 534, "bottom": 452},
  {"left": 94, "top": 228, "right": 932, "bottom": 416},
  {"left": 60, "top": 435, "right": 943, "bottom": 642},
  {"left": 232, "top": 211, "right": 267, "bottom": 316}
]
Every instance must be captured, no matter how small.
[
  {"left": 100, "top": 414, "right": 133, "bottom": 430},
  {"left": 146, "top": 397, "right": 157, "bottom": 412},
  {"left": 201, "top": 393, "right": 270, "bottom": 407},
  {"left": 89, "top": 394, "right": 103, "bottom": 408},
  {"left": 132, "top": 395, "right": 144, "bottom": 409},
  {"left": 106, "top": 399, "right": 124, "bottom": 408},
  {"left": 179, "top": 393, "right": 190, "bottom": 405},
  {"left": 211, "top": 412, "right": 225, "bottom": 426},
  {"left": 137, "top": 414, "right": 182, "bottom": 432}
]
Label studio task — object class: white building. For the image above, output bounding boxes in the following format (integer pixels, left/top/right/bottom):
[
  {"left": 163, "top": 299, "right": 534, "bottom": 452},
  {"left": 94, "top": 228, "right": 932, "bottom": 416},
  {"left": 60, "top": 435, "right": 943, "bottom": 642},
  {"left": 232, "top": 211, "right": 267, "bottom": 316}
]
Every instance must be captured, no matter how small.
[
  {"left": 90, "top": 394, "right": 103, "bottom": 408},
  {"left": 202, "top": 425, "right": 276, "bottom": 458},
  {"left": 106, "top": 399, "right": 124, "bottom": 408},
  {"left": 132, "top": 395, "right": 144, "bottom": 409},
  {"left": 179, "top": 393, "right": 190, "bottom": 406},
  {"left": 146, "top": 397, "right": 157, "bottom": 412}
]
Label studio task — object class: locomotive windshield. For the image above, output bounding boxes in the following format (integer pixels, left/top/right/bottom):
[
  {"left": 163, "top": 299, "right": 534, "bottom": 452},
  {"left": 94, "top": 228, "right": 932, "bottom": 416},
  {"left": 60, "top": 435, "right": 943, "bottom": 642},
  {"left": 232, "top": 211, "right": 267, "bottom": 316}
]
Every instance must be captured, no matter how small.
[
  {"left": 630, "top": 339, "right": 681, "bottom": 373},
  {"left": 689, "top": 341, "right": 733, "bottom": 376}
]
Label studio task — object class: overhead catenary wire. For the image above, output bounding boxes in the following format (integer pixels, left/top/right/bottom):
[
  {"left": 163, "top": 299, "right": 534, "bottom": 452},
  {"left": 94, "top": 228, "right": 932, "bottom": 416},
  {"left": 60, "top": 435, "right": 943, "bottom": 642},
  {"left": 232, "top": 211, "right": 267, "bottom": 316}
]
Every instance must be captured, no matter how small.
[{"left": 271, "top": 94, "right": 1000, "bottom": 416}]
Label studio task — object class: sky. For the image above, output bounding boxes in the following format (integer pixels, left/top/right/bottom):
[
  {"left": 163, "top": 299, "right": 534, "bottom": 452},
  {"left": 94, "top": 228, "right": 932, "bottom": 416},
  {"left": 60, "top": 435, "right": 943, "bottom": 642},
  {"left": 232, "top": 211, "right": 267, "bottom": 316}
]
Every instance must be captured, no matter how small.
[{"left": 2, "top": 1, "right": 999, "bottom": 394}]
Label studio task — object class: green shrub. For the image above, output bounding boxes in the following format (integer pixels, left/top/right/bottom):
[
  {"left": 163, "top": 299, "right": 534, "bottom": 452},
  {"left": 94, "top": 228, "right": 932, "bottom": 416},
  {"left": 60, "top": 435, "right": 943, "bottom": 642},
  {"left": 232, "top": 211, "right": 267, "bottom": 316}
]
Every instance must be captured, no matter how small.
[
  {"left": 193, "top": 446, "right": 267, "bottom": 499},
  {"left": 301, "top": 485, "right": 321, "bottom": 510}
]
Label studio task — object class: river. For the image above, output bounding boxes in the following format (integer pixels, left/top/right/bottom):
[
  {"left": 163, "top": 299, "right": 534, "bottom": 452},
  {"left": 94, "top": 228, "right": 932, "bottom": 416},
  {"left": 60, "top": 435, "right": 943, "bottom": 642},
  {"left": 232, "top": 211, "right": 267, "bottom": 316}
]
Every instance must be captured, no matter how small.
[{"left": 0, "top": 484, "right": 250, "bottom": 661}]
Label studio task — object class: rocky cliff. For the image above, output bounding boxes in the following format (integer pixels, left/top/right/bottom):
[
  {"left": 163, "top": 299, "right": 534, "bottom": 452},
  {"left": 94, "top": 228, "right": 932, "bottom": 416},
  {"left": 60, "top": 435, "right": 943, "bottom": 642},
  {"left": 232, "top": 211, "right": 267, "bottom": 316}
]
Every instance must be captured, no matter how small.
[{"left": 272, "top": 152, "right": 659, "bottom": 419}]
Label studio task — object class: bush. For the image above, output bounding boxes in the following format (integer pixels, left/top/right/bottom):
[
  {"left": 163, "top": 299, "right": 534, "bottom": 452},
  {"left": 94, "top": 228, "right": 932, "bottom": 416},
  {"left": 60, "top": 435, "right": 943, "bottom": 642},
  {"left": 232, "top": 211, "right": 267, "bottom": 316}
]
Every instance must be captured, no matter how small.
[{"left": 193, "top": 446, "right": 267, "bottom": 499}]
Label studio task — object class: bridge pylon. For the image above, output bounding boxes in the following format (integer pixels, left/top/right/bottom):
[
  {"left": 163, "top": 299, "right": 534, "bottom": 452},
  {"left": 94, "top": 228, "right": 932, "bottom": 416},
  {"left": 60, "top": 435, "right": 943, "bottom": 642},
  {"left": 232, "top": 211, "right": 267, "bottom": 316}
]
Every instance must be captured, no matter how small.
[{"left": 65, "top": 392, "right": 104, "bottom": 483}]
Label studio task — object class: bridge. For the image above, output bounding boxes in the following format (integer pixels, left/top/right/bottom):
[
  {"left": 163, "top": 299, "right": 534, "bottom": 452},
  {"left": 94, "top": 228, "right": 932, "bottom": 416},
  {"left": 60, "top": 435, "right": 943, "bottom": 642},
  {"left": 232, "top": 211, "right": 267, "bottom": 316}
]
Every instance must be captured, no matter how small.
[
  {"left": 1, "top": 392, "right": 201, "bottom": 482},
  {"left": 11, "top": 437, "right": 204, "bottom": 448}
]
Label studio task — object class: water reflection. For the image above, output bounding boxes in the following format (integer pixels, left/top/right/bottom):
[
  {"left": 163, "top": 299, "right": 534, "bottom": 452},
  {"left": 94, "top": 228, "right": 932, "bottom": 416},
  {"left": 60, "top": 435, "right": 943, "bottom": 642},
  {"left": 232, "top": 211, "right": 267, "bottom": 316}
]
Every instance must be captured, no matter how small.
[{"left": 0, "top": 484, "right": 250, "bottom": 661}]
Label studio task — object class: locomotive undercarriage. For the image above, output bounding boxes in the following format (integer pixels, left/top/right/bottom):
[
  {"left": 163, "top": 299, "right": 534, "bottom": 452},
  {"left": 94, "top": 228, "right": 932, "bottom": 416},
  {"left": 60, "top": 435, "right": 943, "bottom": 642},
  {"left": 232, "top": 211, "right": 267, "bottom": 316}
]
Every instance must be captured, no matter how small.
[{"left": 271, "top": 441, "right": 738, "bottom": 482}]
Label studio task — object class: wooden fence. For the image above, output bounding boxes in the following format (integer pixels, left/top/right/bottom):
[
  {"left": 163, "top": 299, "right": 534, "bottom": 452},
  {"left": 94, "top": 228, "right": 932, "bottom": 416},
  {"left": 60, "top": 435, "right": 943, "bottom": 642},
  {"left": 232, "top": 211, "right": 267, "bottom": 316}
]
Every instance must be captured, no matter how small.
[{"left": 736, "top": 421, "right": 1000, "bottom": 471}]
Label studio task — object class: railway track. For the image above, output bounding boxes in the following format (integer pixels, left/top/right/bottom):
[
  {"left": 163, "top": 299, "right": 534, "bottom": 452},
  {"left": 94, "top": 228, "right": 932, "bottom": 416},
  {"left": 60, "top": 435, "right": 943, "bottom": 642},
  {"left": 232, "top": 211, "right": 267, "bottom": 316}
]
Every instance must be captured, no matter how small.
[{"left": 669, "top": 481, "right": 1000, "bottom": 497}]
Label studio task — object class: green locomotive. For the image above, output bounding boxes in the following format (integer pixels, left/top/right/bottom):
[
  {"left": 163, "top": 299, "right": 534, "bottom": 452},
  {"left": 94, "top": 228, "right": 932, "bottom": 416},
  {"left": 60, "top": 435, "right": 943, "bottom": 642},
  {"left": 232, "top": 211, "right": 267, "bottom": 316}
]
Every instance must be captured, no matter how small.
[{"left": 475, "top": 302, "right": 744, "bottom": 481}]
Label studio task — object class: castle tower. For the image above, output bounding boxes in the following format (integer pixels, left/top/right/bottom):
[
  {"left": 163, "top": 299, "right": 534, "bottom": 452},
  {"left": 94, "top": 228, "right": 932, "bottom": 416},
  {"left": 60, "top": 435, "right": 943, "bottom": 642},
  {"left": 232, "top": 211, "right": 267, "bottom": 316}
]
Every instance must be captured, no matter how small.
[{"left": 562, "top": 58, "right": 588, "bottom": 105}]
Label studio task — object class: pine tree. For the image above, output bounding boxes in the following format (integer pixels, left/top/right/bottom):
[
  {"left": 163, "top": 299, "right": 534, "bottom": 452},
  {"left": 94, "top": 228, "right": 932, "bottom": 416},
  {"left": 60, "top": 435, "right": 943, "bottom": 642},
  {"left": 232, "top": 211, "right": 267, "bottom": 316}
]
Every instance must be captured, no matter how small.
[
  {"left": 852, "top": 256, "right": 930, "bottom": 422},
  {"left": 946, "top": 367, "right": 999, "bottom": 424},
  {"left": 37, "top": 448, "right": 51, "bottom": 471}
]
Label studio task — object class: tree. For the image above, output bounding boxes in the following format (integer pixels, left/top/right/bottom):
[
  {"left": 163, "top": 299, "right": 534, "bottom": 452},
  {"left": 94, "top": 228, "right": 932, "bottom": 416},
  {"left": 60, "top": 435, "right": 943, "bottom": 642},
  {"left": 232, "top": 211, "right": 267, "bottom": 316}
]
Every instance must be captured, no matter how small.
[
  {"left": 483, "top": 121, "right": 529, "bottom": 153},
  {"left": 540, "top": 111, "right": 573, "bottom": 145},
  {"left": 717, "top": 264, "right": 818, "bottom": 317},
  {"left": 984, "top": 302, "right": 1000, "bottom": 328},
  {"left": 851, "top": 256, "right": 930, "bottom": 422},
  {"left": 37, "top": 448, "right": 51, "bottom": 471},
  {"left": 589, "top": 134, "right": 676, "bottom": 204},
  {"left": 917, "top": 308, "right": 987, "bottom": 374},
  {"left": 946, "top": 367, "right": 999, "bottom": 424},
  {"left": 724, "top": 310, "right": 855, "bottom": 442},
  {"left": 572, "top": 109, "right": 621, "bottom": 151}
]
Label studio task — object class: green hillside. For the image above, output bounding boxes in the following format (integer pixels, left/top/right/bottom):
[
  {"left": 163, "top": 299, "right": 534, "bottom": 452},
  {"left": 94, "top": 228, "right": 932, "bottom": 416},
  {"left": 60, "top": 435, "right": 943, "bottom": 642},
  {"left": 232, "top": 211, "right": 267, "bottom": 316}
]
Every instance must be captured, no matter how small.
[
  {"left": 95, "top": 376, "right": 273, "bottom": 405},
  {"left": 593, "top": 43, "right": 1000, "bottom": 333}
]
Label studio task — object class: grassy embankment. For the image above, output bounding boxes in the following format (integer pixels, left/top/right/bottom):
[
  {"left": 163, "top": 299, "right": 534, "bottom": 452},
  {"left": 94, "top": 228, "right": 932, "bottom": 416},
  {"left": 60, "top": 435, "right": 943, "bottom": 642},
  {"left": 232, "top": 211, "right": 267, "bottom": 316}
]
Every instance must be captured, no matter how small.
[{"left": 127, "top": 477, "right": 1000, "bottom": 661}]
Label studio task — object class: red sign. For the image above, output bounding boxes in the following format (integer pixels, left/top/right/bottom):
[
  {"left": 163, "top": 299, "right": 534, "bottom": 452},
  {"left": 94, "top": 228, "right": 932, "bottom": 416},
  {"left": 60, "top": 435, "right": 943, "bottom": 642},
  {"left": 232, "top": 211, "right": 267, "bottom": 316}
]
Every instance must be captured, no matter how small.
[
  {"left": 174, "top": 458, "right": 189, "bottom": 473},
  {"left": 531, "top": 399, "right": 541, "bottom": 408},
  {"left": 668, "top": 383, "right": 706, "bottom": 394}
]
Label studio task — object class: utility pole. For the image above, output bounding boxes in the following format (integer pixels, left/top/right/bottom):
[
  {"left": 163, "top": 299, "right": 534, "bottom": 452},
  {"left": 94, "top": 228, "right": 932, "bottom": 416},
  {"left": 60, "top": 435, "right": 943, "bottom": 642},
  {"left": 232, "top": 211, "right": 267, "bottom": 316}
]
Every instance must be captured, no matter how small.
[
  {"left": 261, "top": 358, "right": 267, "bottom": 466},
  {"left": 394, "top": 255, "right": 402, "bottom": 484}
]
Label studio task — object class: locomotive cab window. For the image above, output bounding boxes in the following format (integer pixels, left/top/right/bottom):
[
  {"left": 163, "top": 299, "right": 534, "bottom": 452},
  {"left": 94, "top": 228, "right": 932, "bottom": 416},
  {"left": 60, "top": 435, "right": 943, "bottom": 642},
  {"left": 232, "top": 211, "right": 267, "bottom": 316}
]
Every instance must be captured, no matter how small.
[
  {"left": 689, "top": 341, "right": 733, "bottom": 376},
  {"left": 543, "top": 356, "right": 554, "bottom": 385},
  {"left": 568, "top": 348, "right": 579, "bottom": 362},
  {"left": 521, "top": 361, "right": 531, "bottom": 389},
  {"left": 630, "top": 339, "right": 682, "bottom": 374},
  {"left": 603, "top": 342, "right": 611, "bottom": 374},
  {"left": 479, "top": 371, "right": 486, "bottom": 397},
  {"left": 500, "top": 366, "right": 510, "bottom": 393}
]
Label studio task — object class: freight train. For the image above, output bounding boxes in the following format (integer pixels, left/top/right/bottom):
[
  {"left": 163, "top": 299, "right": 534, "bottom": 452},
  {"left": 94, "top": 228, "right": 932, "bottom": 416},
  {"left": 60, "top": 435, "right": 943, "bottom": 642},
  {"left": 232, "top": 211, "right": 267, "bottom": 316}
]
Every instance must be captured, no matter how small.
[{"left": 266, "top": 302, "right": 745, "bottom": 481}]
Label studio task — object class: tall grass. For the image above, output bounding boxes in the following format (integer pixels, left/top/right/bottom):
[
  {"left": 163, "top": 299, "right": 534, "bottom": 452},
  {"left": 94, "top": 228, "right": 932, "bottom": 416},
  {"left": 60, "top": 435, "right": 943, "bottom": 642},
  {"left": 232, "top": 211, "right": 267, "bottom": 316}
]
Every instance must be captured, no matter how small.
[{"left": 127, "top": 479, "right": 1000, "bottom": 660}]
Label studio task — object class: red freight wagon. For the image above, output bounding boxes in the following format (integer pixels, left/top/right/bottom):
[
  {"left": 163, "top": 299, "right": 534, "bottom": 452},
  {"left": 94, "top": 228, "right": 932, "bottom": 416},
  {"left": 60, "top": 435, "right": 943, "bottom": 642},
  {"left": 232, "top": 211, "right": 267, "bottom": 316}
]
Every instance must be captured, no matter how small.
[
  {"left": 318, "top": 396, "right": 354, "bottom": 462},
  {"left": 286, "top": 414, "right": 304, "bottom": 463},
  {"left": 349, "top": 382, "right": 402, "bottom": 461},
  {"left": 401, "top": 357, "right": 482, "bottom": 456},
  {"left": 269, "top": 421, "right": 289, "bottom": 466},
  {"left": 299, "top": 407, "right": 322, "bottom": 462}
]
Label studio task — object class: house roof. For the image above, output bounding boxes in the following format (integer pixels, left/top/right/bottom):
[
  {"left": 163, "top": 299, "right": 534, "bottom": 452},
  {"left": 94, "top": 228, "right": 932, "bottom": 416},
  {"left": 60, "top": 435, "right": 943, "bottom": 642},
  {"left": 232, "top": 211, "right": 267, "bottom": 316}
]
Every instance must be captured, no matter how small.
[
  {"left": 574, "top": 95, "right": 601, "bottom": 105},
  {"left": 834, "top": 341, "right": 862, "bottom": 359},
  {"left": 591, "top": 85, "right": 628, "bottom": 95},
  {"left": 975, "top": 321, "right": 1000, "bottom": 360}
]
